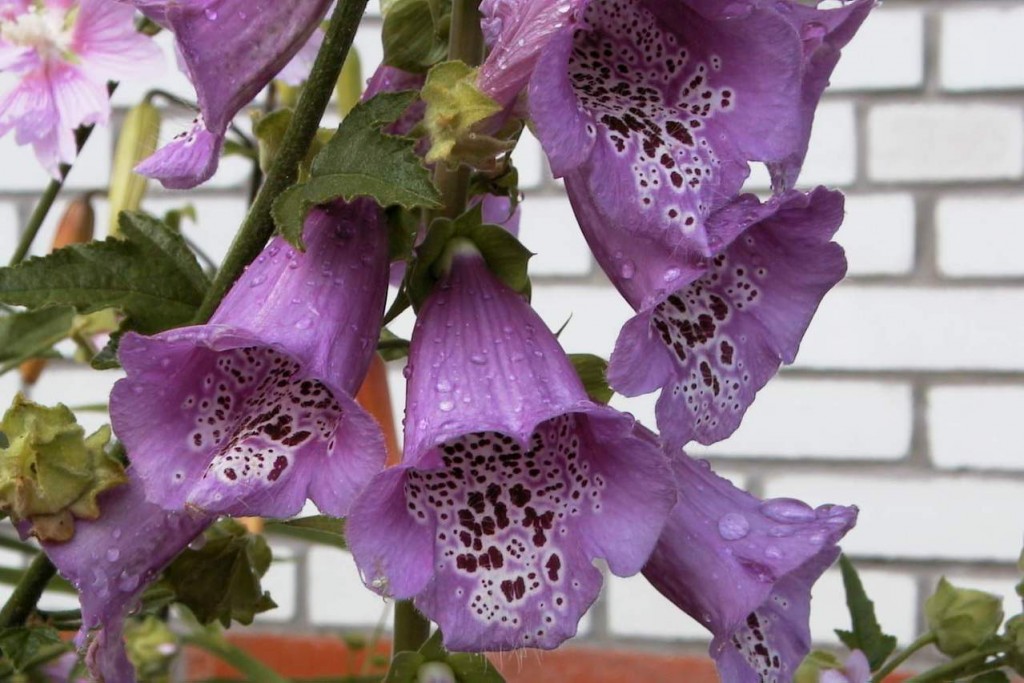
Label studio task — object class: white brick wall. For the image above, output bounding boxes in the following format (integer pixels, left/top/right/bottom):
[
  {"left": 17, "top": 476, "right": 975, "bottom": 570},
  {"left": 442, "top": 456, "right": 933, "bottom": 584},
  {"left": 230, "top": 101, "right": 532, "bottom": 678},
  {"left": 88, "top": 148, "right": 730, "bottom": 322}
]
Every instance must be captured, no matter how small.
[{"left": 2, "top": 0, "right": 1023, "bottom": 662}]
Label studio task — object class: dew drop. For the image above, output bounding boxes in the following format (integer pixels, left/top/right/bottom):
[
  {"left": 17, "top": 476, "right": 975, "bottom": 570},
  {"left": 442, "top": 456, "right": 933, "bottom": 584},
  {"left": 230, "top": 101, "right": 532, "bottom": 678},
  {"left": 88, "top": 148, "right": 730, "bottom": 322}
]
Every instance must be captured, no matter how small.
[
  {"left": 436, "top": 379, "right": 452, "bottom": 392},
  {"left": 249, "top": 275, "right": 267, "bottom": 287},
  {"left": 760, "top": 497, "right": 816, "bottom": 524},
  {"left": 764, "top": 545, "right": 783, "bottom": 560},
  {"left": 619, "top": 260, "right": 636, "bottom": 280},
  {"left": 106, "top": 548, "right": 120, "bottom": 562},
  {"left": 402, "top": 365, "right": 413, "bottom": 378},
  {"left": 294, "top": 318, "right": 313, "bottom": 330},
  {"left": 204, "top": 8, "right": 218, "bottom": 19},
  {"left": 717, "top": 512, "right": 750, "bottom": 541},
  {"left": 469, "top": 353, "right": 487, "bottom": 365},
  {"left": 439, "top": 400, "right": 455, "bottom": 412},
  {"left": 663, "top": 267, "right": 681, "bottom": 282}
]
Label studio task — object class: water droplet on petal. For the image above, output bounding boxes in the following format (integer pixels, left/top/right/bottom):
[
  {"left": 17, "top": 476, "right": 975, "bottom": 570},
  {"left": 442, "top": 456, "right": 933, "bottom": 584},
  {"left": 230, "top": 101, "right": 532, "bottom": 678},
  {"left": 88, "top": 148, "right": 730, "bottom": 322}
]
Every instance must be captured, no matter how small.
[
  {"left": 764, "top": 545, "right": 783, "bottom": 560},
  {"left": 204, "top": 8, "right": 218, "bottom": 19},
  {"left": 294, "top": 318, "right": 313, "bottom": 330},
  {"left": 106, "top": 548, "right": 120, "bottom": 562},
  {"left": 436, "top": 379, "right": 452, "bottom": 392},
  {"left": 717, "top": 512, "right": 750, "bottom": 540},
  {"left": 619, "top": 260, "right": 636, "bottom": 280},
  {"left": 469, "top": 353, "right": 487, "bottom": 365},
  {"left": 439, "top": 400, "right": 455, "bottom": 412},
  {"left": 760, "top": 497, "right": 816, "bottom": 524},
  {"left": 249, "top": 275, "right": 267, "bottom": 287},
  {"left": 663, "top": 267, "right": 681, "bottom": 282}
]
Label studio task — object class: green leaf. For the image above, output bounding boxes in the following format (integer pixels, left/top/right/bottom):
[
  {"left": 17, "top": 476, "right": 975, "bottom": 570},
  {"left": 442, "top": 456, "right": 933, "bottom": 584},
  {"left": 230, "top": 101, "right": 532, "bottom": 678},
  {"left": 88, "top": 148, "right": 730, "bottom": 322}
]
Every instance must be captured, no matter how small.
[
  {"left": 972, "top": 672, "right": 1010, "bottom": 683},
  {"left": 264, "top": 515, "right": 346, "bottom": 549},
  {"left": 378, "top": 328, "right": 411, "bottom": 362},
  {"left": 162, "top": 519, "right": 276, "bottom": 628},
  {"left": 0, "top": 213, "right": 210, "bottom": 334},
  {"left": 273, "top": 92, "right": 441, "bottom": 249},
  {"left": 382, "top": 0, "right": 449, "bottom": 72},
  {"left": 0, "top": 307, "right": 75, "bottom": 366},
  {"left": 568, "top": 354, "right": 614, "bottom": 404},
  {"left": 447, "top": 653, "right": 505, "bottom": 683},
  {"left": 0, "top": 626, "right": 68, "bottom": 672},
  {"left": 835, "top": 555, "right": 898, "bottom": 670}
]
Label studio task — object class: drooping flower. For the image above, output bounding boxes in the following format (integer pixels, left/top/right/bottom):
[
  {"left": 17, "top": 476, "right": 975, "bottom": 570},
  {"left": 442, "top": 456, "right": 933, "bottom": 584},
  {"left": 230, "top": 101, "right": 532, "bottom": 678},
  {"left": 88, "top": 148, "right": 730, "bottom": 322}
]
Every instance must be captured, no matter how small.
[
  {"left": 131, "top": 0, "right": 332, "bottom": 188},
  {"left": 521, "top": 0, "right": 870, "bottom": 284},
  {"left": 643, "top": 453, "right": 857, "bottom": 683},
  {"left": 0, "top": 0, "right": 162, "bottom": 176},
  {"left": 23, "top": 473, "right": 210, "bottom": 682},
  {"left": 347, "top": 240, "right": 676, "bottom": 651},
  {"left": 110, "top": 200, "right": 388, "bottom": 518},
  {"left": 606, "top": 187, "right": 847, "bottom": 447}
]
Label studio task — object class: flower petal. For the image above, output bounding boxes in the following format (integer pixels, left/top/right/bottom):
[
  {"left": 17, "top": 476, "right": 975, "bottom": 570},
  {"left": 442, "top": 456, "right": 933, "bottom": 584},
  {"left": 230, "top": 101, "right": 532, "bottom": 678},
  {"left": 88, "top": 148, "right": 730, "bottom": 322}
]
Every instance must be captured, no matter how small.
[
  {"left": 73, "top": 0, "right": 164, "bottom": 82},
  {"left": 133, "top": 115, "right": 223, "bottom": 190},
  {"left": 608, "top": 187, "right": 847, "bottom": 446},
  {"left": 643, "top": 453, "right": 856, "bottom": 683},
  {"left": 28, "top": 474, "right": 209, "bottom": 683}
]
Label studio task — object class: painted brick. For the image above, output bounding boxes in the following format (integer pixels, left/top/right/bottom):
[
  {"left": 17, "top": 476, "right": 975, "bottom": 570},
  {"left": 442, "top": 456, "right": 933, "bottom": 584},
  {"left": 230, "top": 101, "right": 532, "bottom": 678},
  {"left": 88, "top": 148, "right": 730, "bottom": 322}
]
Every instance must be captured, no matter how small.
[
  {"left": 796, "top": 286, "right": 1024, "bottom": 371},
  {"left": 529, "top": 283, "right": 633, "bottom": 358},
  {"left": 606, "top": 573, "right": 711, "bottom": 641},
  {"left": 112, "top": 32, "right": 197, "bottom": 107},
  {"left": 307, "top": 547, "right": 394, "bottom": 627},
  {"left": 28, "top": 365, "right": 125, "bottom": 435},
  {"left": 937, "top": 573, "right": 1024, "bottom": 622},
  {"left": 868, "top": 105, "right": 1024, "bottom": 182},
  {"left": 513, "top": 128, "right": 545, "bottom": 190},
  {"left": 928, "top": 386, "right": 1024, "bottom": 471},
  {"left": 145, "top": 196, "right": 250, "bottom": 264},
  {"left": 810, "top": 568, "right": 918, "bottom": 643},
  {"left": 518, "top": 194, "right": 593, "bottom": 277},
  {"left": 839, "top": 194, "right": 916, "bottom": 276},
  {"left": 800, "top": 102, "right": 858, "bottom": 187},
  {"left": 936, "top": 195, "right": 1024, "bottom": 278},
  {"left": 29, "top": 198, "right": 111, "bottom": 259},
  {"left": 353, "top": 23, "right": 386, "bottom": 78},
  {"left": 941, "top": 7, "right": 1024, "bottom": 91},
  {"left": 830, "top": 8, "right": 925, "bottom": 91},
  {"left": 0, "top": 125, "right": 111, "bottom": 192},
  {"left": 686, "top": 379, "right": 913, "bottom": 461},
  {"left": 0, "top": 202, "right": 19, "bottom": 264},
  {"left": 764, "top": 475, "right": 1024, "bottom": 561},
  {"left": 260, "top": 545, "right": 298, "bottom": 622}
]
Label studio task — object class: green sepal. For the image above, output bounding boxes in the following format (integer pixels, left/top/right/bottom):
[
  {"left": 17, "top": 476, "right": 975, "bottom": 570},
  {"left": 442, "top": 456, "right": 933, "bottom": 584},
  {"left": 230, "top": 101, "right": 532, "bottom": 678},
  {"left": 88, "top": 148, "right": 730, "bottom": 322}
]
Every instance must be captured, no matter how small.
[
  {"left": 382, "top": 0, "right": 450, "bottom": 73},
  {"left": 0, "top": 212, "right": 209, "bottom": 335},
  {"left": 384, "top": 652, "right": 427, "bottom": 683},
  {"left": 273, "top": 92, "right": 441, "bottom": 250},
  {"left": 0, "top": 395, "right": 127, "bottom": 542},
  {"left": 793, "top": 650, "right": 844, "bottom": 683},
  {"left": 835, "top": 555, "right": 898, "bottom": 670},
  {"left": 391, "top": 631, "right": 504, "bottom": 683},
  {"left": 972, "top": 672, "right": 1010, "bottom": 683},
  {"left": 925, "top": 577, "right": 1005, "bottom": 657},
  {"left": 407, "top": 204, "right": 532, "bottom": 311},
  {"left": 421, "top": 61, "right": 512, "bottom": 170},
  {"left": 124, "top": 616, "right": 177, "bottom": 682},
  {"left": 1006, "top": 614, "right": 1024, "bottom": 675},
  {"left": 0, "top": 626, "right": 68, "bottom": 673},
  {"left": 378, "top": 327, "right": 411, "bottom": 361},
  {"left": 264, "top": 515, "right": 346, "bottom": 549},
  {"left": 161, "top": 519, "right": 276, "bottom": 628},
  {"left": 568, "top": 354, "right": 613, "bottom": 404},
  {"left": 253, "top": 109, "right": 333, "bottom": 179}
]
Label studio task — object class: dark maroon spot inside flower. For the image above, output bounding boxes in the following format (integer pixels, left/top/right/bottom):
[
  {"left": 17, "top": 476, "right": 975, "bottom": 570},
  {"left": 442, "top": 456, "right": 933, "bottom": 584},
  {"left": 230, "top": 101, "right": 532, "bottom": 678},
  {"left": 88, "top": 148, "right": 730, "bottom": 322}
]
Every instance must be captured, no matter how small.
[
  {"left": 267, "top": 456, "right": 288, "bottom": 481},
  {"left": 545, "top": 554, "right": 562, "bottom": 581}
]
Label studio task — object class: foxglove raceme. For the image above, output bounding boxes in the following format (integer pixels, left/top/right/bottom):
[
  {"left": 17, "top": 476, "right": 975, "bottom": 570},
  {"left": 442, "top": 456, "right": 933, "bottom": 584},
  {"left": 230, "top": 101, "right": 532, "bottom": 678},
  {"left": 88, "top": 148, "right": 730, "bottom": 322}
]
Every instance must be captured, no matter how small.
[
  {"left": 131, "top": 0, "right": 332, "bottom": 188},
  {"left": 23, "top": 474, "right": 209, "bottom": 683},
  {"left": 347, "top": 242, "right": 675, "bottom": 651},
  {"left": 520, "top": 0, "right": 869, "bottom": 289},
  {"left": 607, "top": 187, "right": 847, "bottom": 447},
  {"left": 110, "top": 200, "right": 388, "bottom": 518},
  {"left": 0, "top": 0, "right": 162, "bottom": 176},
  {"left": 643, "top": 454, "right": 857, "bottom": 683}
]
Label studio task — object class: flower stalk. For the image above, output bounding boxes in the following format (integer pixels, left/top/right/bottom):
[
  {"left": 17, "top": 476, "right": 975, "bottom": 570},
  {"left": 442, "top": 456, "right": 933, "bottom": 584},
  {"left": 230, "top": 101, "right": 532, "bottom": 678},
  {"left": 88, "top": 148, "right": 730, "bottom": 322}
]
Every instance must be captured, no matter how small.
[
  {"left": 192, "top": 0, "right": 370, "bottom": 324},
  {"left": 871, "top": 632, "right": 937, "bottom": 682},
  {"left": 0, "top": 552, "right": 56, "bottom": 628}
]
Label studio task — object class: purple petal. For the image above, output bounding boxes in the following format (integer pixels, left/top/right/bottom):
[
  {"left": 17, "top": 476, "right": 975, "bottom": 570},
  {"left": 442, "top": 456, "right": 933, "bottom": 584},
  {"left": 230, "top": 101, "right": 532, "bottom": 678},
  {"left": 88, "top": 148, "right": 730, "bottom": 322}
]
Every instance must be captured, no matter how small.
[
  {"left": 137, "top": 0, "right": 332, "bottom": 187},
  {"left": 608, "top": 188, "right": 847, "bottom": 447},
  {"left": 643, "top": 453, "right": 857, "bottom": 683},
  {"left": 29, "top": 474, "right": 209, "bottom": 683},
  {"left": 110, "top": 201, "right": 388, "bottom": 518},
  {"left": 348, "top": 250, "right": 675, "bottom": 651},
  {"left": 134, "top": 115, "right": 222, "bottom": 189}
]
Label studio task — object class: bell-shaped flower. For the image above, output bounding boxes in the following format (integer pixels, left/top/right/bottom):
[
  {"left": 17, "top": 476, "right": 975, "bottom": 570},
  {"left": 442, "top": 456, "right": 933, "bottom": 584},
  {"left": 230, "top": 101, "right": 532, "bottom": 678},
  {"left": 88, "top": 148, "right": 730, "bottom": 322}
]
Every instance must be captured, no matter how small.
[
  {"left": 347, "top": 241, "right": 676, "bottom": 651},
  {"left": 522, "top": 0, "right": 869, "bottom": 278},
  {"left": 643, "top": 453, "right": 857, "bottom": 683},
  {"left": 110, "top": 200, "right": 388, "bottom": 518},
  {"left": 131, "top": 0, "right": 332, "bottom": 188},
  {"left": 0, "top": 0, "right": 162, "bottom": 176},
  {"left": 23, "top": 473, "right": 210, "bottom": 682},
  {"left": 607, "top": 187, "right": 847, "bottom": 447}
]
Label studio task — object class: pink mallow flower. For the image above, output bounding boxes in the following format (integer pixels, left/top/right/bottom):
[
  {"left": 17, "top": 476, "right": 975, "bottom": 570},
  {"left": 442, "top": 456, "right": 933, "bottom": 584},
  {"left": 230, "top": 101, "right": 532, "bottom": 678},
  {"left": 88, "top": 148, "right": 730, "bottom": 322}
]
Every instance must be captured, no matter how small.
[{"left": 0, "top": 0, "right": 162, "bottom": 176}]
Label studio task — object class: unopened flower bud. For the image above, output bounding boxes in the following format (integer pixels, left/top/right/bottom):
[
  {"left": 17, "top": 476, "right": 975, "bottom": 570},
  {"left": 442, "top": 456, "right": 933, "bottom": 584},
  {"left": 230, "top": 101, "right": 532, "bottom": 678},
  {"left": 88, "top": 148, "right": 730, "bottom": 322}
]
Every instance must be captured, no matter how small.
[
  {"left": 125, "top": 615, "right": 178, "bottom": 680},
  {"left": 1006, "top": 615, "right": 1024, "bottom": 675},
  {"left": 417, "top": 661, "right": 457, "bottom": 683},
  {"left": 109, "top": 101, "right": 161, "bottom": 237},
  {"left": 0, "top": 395, "right": 127, "bottom": 542},
  {"left": 925, "top": 577, "right": 1004, "bottom": 657}
]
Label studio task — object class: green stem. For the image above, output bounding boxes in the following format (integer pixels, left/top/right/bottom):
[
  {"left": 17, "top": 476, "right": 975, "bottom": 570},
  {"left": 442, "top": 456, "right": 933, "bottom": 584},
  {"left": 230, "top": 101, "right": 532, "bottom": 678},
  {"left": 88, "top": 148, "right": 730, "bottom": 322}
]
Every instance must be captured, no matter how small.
[
  {"left": 904, "top": 643, "right": 1007, "bottom": 683},
  {"left": 191, "top": 0, "right": 368, "bottom": 324},
  {"left": 0, "top": 553, "right": 56, "bottom": 628},
  {"left": 872, "top": 632, "right": 938, "bottom": 682},
  {"left": 392, "top": 600, "right": 431, "bottom": 654},
  {"left": 181, "top": 634, "right": 290, "bottom": 683}
]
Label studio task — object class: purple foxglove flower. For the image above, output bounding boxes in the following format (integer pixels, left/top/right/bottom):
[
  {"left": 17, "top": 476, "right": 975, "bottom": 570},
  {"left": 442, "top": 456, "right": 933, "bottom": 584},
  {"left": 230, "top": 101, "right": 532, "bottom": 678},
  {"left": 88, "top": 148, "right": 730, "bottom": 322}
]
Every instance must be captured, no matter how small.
[
  {"left": 821, "top": 650, "right": 871, "bottom": 683},
  {"left": 0, "top": 0, "right": 162, "bottom": 176},
  {"left": 23, "top": 473, "right": 210, "bottom": 683},
  {"left": 523, "top": 0, "right": 869, "bottom": 270},
  {"left": 347, "top": 243, "right": 676, "bottom": 651},
  {"left": 276, "top": 26, "right": 324, "bottom": 86},
  {"left": 131, "top": 0, "right": 332, "bottom": 188},
  {"left": 110, "top": 200, "right": 388, "bottom": 518},
  {"left": 643, "top": 453, "right": 857, "bottom": 683},
  {"left": 607, "top": 187, "right": 847, "bottom": 447}
]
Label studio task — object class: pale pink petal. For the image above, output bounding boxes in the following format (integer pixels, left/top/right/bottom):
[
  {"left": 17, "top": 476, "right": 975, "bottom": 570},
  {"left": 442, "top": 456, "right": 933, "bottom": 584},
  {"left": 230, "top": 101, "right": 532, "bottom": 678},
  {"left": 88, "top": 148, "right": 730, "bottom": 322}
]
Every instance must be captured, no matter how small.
[{"left": 73, "top": 0, "right": 164, "bottom": 81}]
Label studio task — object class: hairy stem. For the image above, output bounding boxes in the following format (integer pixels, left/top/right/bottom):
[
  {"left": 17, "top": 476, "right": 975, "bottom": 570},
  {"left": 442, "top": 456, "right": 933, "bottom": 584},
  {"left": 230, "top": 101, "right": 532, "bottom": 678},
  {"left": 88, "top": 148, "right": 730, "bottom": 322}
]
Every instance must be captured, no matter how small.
[
  {"left": 872, "top": 631, "right": 937, "bottom": 682},
  {"left": 393, "top": 600, "right": 432, "bottom": 653},
  {"left": 0, "top": 553, "right": 56, "bottom": 628},
  {"left": 191, "top": 0, "right": 369, "bottom": 323}
]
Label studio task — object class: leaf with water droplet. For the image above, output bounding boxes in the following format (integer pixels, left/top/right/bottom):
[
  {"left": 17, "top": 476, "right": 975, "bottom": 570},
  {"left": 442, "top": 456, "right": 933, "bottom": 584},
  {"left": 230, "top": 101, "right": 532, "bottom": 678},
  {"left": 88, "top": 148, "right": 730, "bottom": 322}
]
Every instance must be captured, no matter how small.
[
  {"left": 835, "top": 555, "right": 898, "bottom": 670},
  {"left": 273, "top": 92, "right": 441, "bottom": 250}
]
